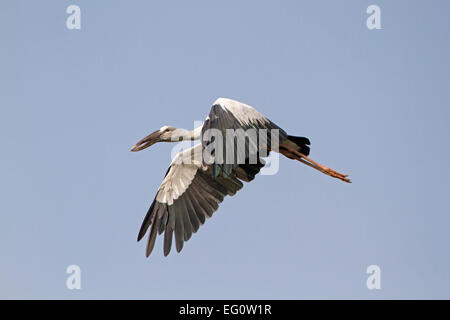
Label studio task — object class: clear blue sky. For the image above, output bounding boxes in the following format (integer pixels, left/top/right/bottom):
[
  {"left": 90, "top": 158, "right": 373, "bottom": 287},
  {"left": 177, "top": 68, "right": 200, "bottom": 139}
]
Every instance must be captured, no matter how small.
[{"left": 1, "top": 1, "right": 449, "bottom": 299}]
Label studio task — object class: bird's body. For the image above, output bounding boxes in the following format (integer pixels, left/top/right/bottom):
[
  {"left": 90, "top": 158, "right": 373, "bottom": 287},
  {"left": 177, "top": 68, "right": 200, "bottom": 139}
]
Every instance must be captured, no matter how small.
[{"left": 131, "top": 98, "right": 350, "bottom": 257}]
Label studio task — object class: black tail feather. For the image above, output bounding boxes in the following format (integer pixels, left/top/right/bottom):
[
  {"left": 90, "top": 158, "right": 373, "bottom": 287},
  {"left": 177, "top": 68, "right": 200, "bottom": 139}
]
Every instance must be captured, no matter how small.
[{"left": 287, "top": 135, "right": 311, "bottom": 156}]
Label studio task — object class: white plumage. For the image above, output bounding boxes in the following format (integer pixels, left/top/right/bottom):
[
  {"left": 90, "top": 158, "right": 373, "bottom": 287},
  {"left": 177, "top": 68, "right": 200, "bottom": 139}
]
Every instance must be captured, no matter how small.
[
  {"left": 213, "top": 97, "right": 269, "bottom": 125},
  {"left": 156, "top": 144, "right": 204, "bottom": 205}
]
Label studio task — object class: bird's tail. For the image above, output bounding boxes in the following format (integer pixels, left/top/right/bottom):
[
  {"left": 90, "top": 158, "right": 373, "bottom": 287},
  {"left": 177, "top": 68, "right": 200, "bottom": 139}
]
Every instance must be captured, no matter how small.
[{"left": 283, "top": 135, "right": 311, "bottom": 156}]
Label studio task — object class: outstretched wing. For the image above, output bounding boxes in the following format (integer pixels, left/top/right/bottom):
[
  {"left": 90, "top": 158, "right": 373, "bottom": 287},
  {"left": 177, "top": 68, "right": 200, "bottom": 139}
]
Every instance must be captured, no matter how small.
[
  {"left": 137, "top": 143, "right": 265, "bottom": 257},
  {"left": 202, "top": 98, "right": 288, "bottom": 177}
]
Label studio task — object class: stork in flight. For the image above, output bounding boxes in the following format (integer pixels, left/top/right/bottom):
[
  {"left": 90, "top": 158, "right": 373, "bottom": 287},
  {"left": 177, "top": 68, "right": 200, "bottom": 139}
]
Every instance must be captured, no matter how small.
[{"left": 131, "top": 98, "right": 350, "bottom": 257}]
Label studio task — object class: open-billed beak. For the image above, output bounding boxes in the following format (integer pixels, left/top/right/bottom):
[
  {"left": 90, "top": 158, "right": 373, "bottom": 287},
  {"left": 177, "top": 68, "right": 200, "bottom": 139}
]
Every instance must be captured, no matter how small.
[{"left": 130, "top": 130, "right": 162, "bottom": 152}]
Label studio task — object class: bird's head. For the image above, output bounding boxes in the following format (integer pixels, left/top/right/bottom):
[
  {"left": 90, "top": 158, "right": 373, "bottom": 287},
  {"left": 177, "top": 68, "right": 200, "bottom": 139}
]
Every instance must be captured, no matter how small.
[{"left": 130, "top": 126, "right": 178, "bottom": 152}]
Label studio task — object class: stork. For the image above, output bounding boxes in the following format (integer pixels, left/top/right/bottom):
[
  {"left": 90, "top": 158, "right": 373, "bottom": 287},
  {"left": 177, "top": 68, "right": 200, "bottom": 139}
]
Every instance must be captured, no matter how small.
[{"left": 131, "top": 98, "right": 350, "bottom": 257}]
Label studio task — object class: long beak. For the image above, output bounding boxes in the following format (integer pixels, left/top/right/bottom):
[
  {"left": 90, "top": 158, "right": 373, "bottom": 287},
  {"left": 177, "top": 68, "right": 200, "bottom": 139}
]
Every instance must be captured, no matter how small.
[{"left": 130, "top": 130, "right": 162, "bottom": 152}]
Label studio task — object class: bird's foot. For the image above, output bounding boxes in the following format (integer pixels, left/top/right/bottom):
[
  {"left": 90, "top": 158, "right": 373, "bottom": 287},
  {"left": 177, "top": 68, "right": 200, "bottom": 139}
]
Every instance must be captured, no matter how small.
[{"left": 321, "top": 166, "right": 351, "bottom": 183}]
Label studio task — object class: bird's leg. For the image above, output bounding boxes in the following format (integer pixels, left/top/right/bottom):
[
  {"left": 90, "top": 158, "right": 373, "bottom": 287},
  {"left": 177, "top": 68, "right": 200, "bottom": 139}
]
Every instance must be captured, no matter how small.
[
  {"left": 282, "top": 146, "right": 351, "bottom": 183},
  {"left": 298, "top": 156, "right": 351, "bottom": 183}
]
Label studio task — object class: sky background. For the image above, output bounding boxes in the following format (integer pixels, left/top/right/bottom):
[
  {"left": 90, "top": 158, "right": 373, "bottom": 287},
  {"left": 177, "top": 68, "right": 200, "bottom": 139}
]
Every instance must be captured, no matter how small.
[{"left": 1, "top": 1, "right": 449, "bottom": 299}]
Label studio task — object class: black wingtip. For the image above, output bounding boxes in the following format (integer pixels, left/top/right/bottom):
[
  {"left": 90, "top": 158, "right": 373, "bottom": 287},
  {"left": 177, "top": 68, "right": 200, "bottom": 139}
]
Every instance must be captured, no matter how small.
[{"left": 137, "top": 224, "right": 148, "bottom": 242}]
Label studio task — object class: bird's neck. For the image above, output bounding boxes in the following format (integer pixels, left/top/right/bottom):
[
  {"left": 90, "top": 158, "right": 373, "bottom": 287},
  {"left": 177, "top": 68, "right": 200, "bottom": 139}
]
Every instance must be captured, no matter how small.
[{"left": 171, "top": 125, "right": 202, "bottom": 141}]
